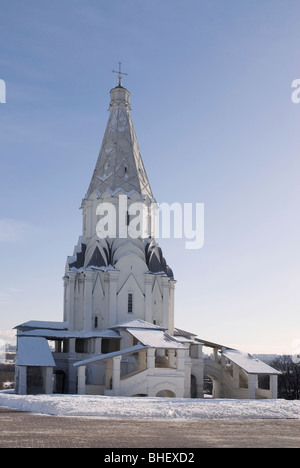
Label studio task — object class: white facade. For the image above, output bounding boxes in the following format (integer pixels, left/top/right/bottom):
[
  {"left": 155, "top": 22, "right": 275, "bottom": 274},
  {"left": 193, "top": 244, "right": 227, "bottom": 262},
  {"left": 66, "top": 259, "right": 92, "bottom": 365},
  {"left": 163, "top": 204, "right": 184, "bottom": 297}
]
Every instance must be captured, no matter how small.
[{"left": 14, "top": 83, "right": 280, "bottom": 399}]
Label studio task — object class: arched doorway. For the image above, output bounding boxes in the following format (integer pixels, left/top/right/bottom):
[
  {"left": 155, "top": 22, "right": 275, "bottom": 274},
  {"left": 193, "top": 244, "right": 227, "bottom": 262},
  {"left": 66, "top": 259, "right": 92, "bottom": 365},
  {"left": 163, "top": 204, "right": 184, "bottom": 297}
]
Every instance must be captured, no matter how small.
[
  {"left": 204, "top": 375, "right": 213, "bottom": 397},
  {"left": 191, "top": 375, "right": 197, "bottom": 398}
]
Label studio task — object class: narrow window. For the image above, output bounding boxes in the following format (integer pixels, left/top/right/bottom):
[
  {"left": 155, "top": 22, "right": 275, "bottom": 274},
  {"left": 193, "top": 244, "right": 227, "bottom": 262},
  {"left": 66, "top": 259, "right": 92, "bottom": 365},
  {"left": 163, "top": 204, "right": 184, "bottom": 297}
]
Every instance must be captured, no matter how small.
[
  {"left": 128, "top": 293, "right": 133, "bottom": 313},
  {"left": 94, "top": 316, "right": 98, "bottom": 329}
]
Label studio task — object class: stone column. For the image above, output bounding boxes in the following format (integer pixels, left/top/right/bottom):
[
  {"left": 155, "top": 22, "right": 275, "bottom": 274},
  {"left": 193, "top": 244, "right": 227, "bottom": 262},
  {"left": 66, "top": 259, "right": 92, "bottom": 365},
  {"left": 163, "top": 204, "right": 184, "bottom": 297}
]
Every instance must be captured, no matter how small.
[
  {"left": 248, "top": 374, "right": 257, "bottom": 399},
  {"left": 168, "top": 349, "right": 176, "bottom": 368},
  {"left": 233, "top": 363, "right": 240, "bottom": 389},
  {"left": 191, "top": 360, "right": 204, "bottom": 398},
  {"left": 112, "top": 355, "right": 122, "bottom": 395},
  {"left": 184, "top": 349, "right": 192, "bottom": 398},
  {"left": 69, "top": 338, "right": 76, "bottom": 355},
  {"left": 18, "top": 366, "right": 27, "bottom": 395},
  {"left": 177, "top": 349, "right": 186, "bottom": 371},
  {"left": 147, "top": 348, "right": 155, "bottom": 371},
  {"left": 45, "top": 367, "right": 53, "bottom": 394},
  {"left": 77, "top": 366, "right": 86, "bottom": 395},
  {"left": 67, "top": 338, "right": 77, "bottom": 394},
  {"left": 270, "top": 374, "right": 278, "bottom": 399},
  {"left": 105, "top": 359, "right": 113, "bottom": 390},
  {"left": 94, "top": 337, "right": 102, "bottom": 354},
  {"left": 138, "top": 349, "right": 147, "bottom": 370}
]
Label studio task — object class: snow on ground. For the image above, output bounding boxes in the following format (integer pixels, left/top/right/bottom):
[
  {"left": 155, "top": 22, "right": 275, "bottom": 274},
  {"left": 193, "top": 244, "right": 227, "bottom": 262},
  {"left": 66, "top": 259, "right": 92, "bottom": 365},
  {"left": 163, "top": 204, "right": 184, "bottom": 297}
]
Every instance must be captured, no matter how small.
[{"left": 0, "top": 391, "right": 299, "bottom": 419}]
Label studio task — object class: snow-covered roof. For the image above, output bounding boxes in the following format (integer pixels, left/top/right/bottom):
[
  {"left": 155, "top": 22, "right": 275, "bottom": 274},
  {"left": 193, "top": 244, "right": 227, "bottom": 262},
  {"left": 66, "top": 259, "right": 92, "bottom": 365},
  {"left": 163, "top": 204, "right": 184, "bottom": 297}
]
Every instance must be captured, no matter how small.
[
  {"left": 173, "top": 336, "right": 199, "bottom": 344},
  {"left": 196, "top": 337, "right": 225, "bottom": 350},
  {"left": 173, "top": 327, "right": 197, "bottom": 339},
  {"left": 127, "top": 328, "right": 187, "bottom": 349},
  {"left": 222, "top": 349, "right": 281, "bottom": 375},
  {"left": 15, "top": 321, "right": 68, "bottom": 331},
  {"left": 18, "top": 329, "right": 120, "bottom": 340},
  {"left": 111, "top": 319, "right": 165, "bottom": 330},
  {"left": 17, "top": 337, "right": 55, "bottom": 367},
  {"left": 73, "top": 344, "right": 147, "bottom": 367}
]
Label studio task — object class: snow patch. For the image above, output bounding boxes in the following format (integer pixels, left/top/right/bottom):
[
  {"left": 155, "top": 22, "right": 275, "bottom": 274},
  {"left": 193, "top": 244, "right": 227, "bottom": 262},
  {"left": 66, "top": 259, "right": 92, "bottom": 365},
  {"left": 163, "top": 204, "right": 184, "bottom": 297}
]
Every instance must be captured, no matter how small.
[{"left": 0, "top": 392, "right": 299, "bottom": 420}]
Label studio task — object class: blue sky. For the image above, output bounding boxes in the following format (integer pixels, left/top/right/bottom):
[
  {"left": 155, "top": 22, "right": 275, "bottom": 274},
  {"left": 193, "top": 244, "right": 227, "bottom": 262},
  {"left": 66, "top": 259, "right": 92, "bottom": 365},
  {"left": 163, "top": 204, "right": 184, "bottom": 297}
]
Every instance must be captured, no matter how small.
[{"left": 0, "top": 0, "right": 299, "bottom": 353}]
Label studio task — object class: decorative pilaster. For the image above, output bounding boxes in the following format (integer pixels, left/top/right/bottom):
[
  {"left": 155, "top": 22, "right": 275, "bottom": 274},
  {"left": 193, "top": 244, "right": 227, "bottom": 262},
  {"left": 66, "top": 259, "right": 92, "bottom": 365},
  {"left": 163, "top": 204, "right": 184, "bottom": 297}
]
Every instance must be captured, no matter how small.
[
  {"left": 168, "top": 279, "right": 176, "bottom": 335},
  {"left": 66, "top": 272, "right": 76, "bottom": 330},
  {"left": 83, "top": 270, "right": 93, "bottom": 331},
  {"left": 145, "top": 274, "right": 153, "bottom": 323},
  {"left": 108, "top": 270, "right": 119, "bottom": 327},
  {"left": 162, "top": 277, "right": 170, "bottom": 330}
]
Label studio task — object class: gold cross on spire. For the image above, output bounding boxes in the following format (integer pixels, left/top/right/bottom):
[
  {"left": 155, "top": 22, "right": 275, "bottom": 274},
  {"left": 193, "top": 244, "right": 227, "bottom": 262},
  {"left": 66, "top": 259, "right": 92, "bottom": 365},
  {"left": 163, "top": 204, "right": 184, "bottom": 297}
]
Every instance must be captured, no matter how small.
[{"left": 112, "top": 62, "right": 128, "bottom": 87}]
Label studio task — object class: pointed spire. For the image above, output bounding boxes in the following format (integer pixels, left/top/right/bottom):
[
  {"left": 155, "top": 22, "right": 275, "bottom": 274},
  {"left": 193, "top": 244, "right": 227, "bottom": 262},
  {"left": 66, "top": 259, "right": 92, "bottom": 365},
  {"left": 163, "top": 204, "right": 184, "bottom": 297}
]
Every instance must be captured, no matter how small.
[{"left": 85, "top": 84, "right": 154, "bottom": 201}]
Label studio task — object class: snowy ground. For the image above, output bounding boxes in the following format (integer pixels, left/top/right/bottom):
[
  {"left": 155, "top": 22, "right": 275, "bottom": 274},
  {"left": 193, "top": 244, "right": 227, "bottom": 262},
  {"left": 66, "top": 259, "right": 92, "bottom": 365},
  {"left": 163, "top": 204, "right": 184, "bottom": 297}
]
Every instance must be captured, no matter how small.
[{"left": 0, "top": 391, "right": 299, "bottom": 419}]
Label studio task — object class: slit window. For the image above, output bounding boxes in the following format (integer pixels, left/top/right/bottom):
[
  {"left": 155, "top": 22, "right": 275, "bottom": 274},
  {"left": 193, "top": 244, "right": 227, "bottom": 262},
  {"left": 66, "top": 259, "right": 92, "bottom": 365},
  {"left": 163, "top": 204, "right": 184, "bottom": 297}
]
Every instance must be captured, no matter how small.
[{"left": 128, "top": 293, "right": 133, "bottom": 313}]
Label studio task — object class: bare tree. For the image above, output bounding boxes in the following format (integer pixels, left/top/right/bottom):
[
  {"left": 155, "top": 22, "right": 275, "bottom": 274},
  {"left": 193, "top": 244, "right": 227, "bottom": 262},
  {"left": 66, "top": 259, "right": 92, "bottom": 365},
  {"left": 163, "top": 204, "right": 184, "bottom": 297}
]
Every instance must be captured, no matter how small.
[{"left": 270, "top": 356, "right": 300, "bottom": 400}]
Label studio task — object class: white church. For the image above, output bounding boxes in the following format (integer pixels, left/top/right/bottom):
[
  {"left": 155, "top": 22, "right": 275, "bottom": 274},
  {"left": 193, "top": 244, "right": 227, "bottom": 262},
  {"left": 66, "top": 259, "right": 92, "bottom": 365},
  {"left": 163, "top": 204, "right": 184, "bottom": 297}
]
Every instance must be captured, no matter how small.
[{"left": 14, "top": 72, "right": 280, "bottom": 400}]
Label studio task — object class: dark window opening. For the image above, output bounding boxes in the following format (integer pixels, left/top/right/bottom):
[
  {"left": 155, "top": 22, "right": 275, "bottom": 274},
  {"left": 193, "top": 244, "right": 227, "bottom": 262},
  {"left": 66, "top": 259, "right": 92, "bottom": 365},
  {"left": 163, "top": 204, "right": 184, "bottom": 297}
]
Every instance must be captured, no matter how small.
[
  {"left": 102, "top": 339, "right": 120, "bottom": 354},
  {"left": 75, "top": 339, "right": 89, "bottom": 353},
  {"left": 128, "top": 293, "right": 133, "bottom": 313}
]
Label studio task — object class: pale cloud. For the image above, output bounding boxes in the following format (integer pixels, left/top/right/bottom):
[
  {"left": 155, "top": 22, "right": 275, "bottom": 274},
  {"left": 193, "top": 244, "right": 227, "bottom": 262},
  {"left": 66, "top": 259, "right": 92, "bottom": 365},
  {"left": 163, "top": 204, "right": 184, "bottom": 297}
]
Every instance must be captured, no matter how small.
[
  {"left": 0, "top": 219, "right": 32, "bottom": 243},
  {"left": 0, "top": 329, "right": 16, "bottom": 346}
]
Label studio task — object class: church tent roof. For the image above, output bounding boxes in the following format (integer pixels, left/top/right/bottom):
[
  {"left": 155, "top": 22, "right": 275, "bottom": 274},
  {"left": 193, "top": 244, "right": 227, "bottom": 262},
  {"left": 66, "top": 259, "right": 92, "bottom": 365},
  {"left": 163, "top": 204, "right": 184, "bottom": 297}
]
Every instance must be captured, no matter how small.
[{"left": 84, "top": 85, "right": 153, "bottom": 201}]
